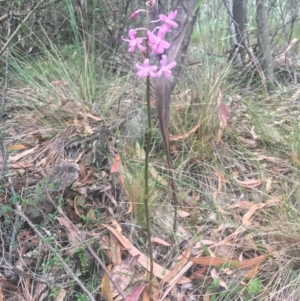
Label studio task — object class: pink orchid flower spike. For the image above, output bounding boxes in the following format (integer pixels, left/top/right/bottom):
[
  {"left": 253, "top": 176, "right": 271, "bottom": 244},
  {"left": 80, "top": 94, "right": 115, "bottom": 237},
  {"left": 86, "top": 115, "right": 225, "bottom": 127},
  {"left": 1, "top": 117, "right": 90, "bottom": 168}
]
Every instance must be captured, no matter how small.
[
  {"left": 136, "top": 59, "right": 158, "bottom": 78},
  {"left": 147, "top": 30, "right": 170, "bottom": 54},
  {"left": 122, "top": 29, "right": 146, "bottom": 52},
  {"left": 156, "top": 55, "right": 176, "bottom": 79},
  {"left": 159, "top": 10, "right": 178, "bottom": 28}
]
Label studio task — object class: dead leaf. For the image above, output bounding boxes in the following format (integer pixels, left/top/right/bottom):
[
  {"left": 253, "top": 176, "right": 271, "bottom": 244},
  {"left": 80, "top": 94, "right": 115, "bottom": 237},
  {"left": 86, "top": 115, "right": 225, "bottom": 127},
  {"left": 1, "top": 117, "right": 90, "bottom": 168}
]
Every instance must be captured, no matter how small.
[
  {"left": 82, "top": 168, "right": 95, "bottom": 182},
  {"left": 7, "top": 143, "right": 32, "bottom": 151},
  {"left": 242, "top": 196, "right": 281, "bottom": 225},
  {"left": 87, "top": 208, "right": 97, "bottom": 225},
  {"left": 203, "top": 290, "right": 211, "bottom": 301},
  {"left": 112, "top": 219, "right": 123, "bottom": 234},
  {"left": 190, "top": 250, "right": 275, "bottom": 269},
  {"left": 9, "top": 145, "right": 39, "bottom": 162},
  {"left": 285, "top": 38, "right": 299, "bottom": 53},
  {"left": 102, "top": 224, "right": 190, "bottom": 283},
  {"left": 256, "top": 155, "right": 285, "bottom": 164},
  {"left": 85, "top": 113, "right": 102, "bottom": 121},
  {"left": 126, "top": 285, "right": 147, "bottom": 301},
  {"left": 169, "top": 122, "right": 201, "bottom": 141},
  {"left": 151, "top": 237, "right": 172, "bottom": 247},
  {"left": 161, "top": 246, "right": 191, "bottom": 283},
  {"left": 51, "top": 80, "right": 68, "bottom": 85},
  {"left": 101, "top": 269, "right": 113, "bottom": 301},
  {"left": 10, "top": 162, "right": 34, "bottom": 169},
  {"left": 110, "top": 154, "right": 122, "bottom": 174},
  {"left": 149, "top": 165, "right": 167, "bottom": 186},
  {"left": 227, "top": 200, "right": 253, "bottom": 210},
  {"left": 134, "top": 146, "right": 167, "bottom": 186},
  {"left": 212, "top": 169, "right": 229, "bottom": 215},
  {"left": 215, "top": 169, "right": 228, "bottom": 183},
  {"left": 111, "top": 235, "right": 122, "bottom": 265},
  {"left": 219, "top": 103, "right": 229, "bottom": 125},
  {"left": 250, "top": 126, "right": 259, "bottom": 139},
  {"left": 178, "top": 210, "right": 190, "bottom": 218},
  {"left": 0, "top": 278, "right": 19, "bottom": 291},
  {"left": 235, "top": 178, "right": 261, "bottom": 189},
  {"left": 211, "top": 268, "right": 228, "bottom": 289},
  {"left": 244, "top": 264, "right": 260, "bottom": 279},
  {"left": 55, "top": 288, "right": 67, "bottom": 301},
  {"left": 189, "top": 266, "right": 208, "bottom": 280},
  {"left": 110, "top": 262, "right": 136, "bottom": 298},
  {"left": 215, "top": 91, "right": 229, "bottom": 144},
  {"left": 84, "top": 123, "right": 94, "bottom": 135},
  {"left": 57, "top": 216, "right": 79, "bottom": 255},
  {"left": 117, "top": 173, "right": 132, "bottom": 213},
  {"left": 143, "top": 288, "right": 151, "bottom": 301},
  {"left": 0, "top": 287, "right": 3, "bottom": 301}
]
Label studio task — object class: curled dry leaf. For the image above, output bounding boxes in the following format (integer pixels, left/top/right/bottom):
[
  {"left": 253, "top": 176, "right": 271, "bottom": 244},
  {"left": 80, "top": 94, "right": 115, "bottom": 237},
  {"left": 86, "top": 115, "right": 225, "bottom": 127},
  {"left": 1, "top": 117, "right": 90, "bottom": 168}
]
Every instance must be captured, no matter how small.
[
  {"left": 242, "top": 195, "right": 281, "bottom": 225},
  {"left": 178, "top": 210, "right": 190, "bottom": 218},
  {"left": 9, "top": 145, "right": 39, "bottom": 162},
  {"left": 190, "top": 249, "right": 276, "bottom": 270},
  {"left": 169, "top": 122, "right": 201, "bottom": 142},
  {"left": 151, "top": 237, "right": 172, "bottom": 247},
  {"left": 102, "top": 223, "right": 190, "bottom": 283},
  {"left": 235, "top": 178, "right": 261, "bottom": 189},
  {"left": 125, "top": 284, "right": 147, "bottom": 301},
  {"left": 84, "top": 113, "right": 102, "bottom": 121},
  {"left": 101, "top": 268, "right": 113, "bottom": 301}
]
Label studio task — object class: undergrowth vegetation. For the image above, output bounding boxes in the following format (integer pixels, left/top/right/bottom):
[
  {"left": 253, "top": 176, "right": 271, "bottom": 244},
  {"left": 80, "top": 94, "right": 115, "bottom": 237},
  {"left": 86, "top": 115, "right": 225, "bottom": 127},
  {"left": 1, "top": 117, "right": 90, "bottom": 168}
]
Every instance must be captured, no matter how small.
[{"left": 1, "top": 1, "right": 300, "bottom": 301}]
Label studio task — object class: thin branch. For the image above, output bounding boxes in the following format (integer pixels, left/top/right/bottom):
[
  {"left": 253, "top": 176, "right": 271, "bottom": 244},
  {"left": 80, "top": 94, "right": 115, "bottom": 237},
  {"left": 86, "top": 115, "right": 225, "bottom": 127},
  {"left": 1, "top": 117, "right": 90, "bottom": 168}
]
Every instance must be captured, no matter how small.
[
  {"left": 0, "top": 8, "right": 12, "bottom": 119},
  {"left": 145, "top": 75, "right": 154, "bottom": 300},
  {"left": 0, "top": 0, "right": 48, "bottom": 57},
  {"left": 46, "top": 192, "right": 127, "bottom": 300},
  {"left": 0, "top": 4, "right": 21, "bottom": 266},
  {"left": 14, "top": 209, "right": 96, "bottom": 301},
  {"left": 0, "top": 0, "right": 64, "bottom": 23}
]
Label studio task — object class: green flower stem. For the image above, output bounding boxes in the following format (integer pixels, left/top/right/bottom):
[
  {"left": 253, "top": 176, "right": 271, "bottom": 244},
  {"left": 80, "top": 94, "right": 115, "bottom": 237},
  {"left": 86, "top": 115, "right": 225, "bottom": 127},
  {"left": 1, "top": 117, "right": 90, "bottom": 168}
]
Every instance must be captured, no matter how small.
[{"left": 144, "top": 75, "right": 154, "bottom": 300}]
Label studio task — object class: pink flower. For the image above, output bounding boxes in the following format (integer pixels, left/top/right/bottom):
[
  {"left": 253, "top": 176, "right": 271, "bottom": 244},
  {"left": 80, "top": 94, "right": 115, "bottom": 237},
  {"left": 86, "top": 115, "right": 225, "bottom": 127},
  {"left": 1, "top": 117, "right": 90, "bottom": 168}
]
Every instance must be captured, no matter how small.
[
  {"left": 122, "top": 29, "right": 146, "bottom": 52},
  {"left": 156, "top": 55, "right": 176, "bottom": 79},
  {"left": 159, "top": 10, "right": 178, "bottom": 28},
  {"left": 130, "top": 9, "right": 147, "bottom": 19},
  {"left": 158, "top": 23, "right": 172, "bottom": 35},
  {"left": 147, "top": 30, "right": 170, "bottom": 54},
  {"left": 136, "top": 59, "right": 158, "bottom": 78}
]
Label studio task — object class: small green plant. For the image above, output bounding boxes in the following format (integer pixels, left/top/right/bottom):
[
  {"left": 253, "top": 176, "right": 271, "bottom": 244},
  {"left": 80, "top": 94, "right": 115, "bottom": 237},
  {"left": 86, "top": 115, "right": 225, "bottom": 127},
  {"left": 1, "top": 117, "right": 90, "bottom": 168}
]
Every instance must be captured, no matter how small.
[
  {"left": 208, "top": 277, "right": 264, "bottom": 301},
  {"left": 76, "top": 247, "right": 90, "bottom": 275},
  {"left": 76, "top": 293, "right": 89, "bottom": 301},
  {"left": 0, "top": 203, "right": 13, "bottom": 216},
  {"left": 246, "top": 278, "right": 263, "bottom": 296},
  {"left": 49, "top": 286, "right": 61, "bottom": 299}
]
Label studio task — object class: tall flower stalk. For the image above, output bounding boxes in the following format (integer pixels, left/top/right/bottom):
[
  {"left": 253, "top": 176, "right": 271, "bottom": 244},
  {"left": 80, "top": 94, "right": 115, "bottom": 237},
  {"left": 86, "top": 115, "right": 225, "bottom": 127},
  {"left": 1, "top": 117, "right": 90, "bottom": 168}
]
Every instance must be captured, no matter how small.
[{"left": 122, "top": 2, "right": 177, "bottom": 298}]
